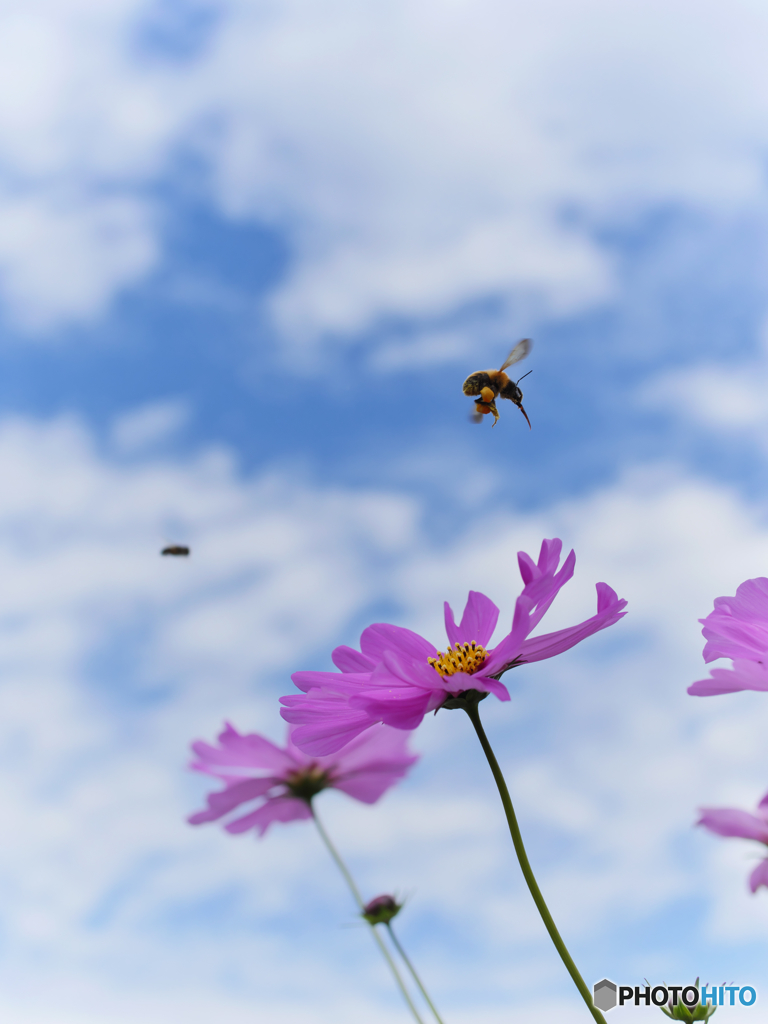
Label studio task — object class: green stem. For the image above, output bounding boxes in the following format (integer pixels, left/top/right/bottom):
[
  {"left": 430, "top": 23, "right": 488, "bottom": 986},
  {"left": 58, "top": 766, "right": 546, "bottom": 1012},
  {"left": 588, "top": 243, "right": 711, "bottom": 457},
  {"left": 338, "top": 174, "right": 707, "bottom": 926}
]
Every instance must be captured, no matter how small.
[
  {"left": 311, "top": 806, "right": 427, "bottom": 1024},
  {"left": 464, "top": 704, "right": 606, "bottom": 1024},
  {"left": 386, "top": 921, "right": 446, "bottom": 1024}
]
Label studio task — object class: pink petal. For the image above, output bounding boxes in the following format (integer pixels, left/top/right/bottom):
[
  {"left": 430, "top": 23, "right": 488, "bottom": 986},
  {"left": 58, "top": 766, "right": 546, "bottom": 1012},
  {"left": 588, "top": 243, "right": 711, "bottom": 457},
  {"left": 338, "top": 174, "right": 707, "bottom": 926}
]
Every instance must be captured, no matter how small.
[
  {"left": 190, "top": 722, "right": 298, "bottom": 773},
  {"left": 334, "top": 763, "right": 415, "bottom": 803},
  {"left": 322, "top": 723, "right": 417, "bottom": 773},
  {"left": 715, "top": 578, "right": 768, "bottom": 622},
  {"left": 537, "top": 537, "right": 564, "bottom": 574},
  {"left": 518, "top": 538, "right": 564, "bottom": 585},
  {"left": 225, "top": 795, "right": 312, "bottom": 835},
  {"left": 517, "top": 552, "right": 537, "bottom": 585},
  {"left": 522, "top": 548, "right": 577, "bottom": 631},
  {"left": 702, "top": 621, "right": 768, "bottom": 664},
  {"left": 517, "top": 538, "right": 565, "bottom": 584},
  {"left": 349, "top": 686, "right": 434, "bottom": 731},
  {"left": 188, "top": 776, "right": 278, "bottom": 824},
  {"left": 515, "top": 584, "right": 627, "bottom": 665},
  {"left": 359, "top": 623, "right": 436, "bottom": 662},
  {"left": 470, "top": 674, "right": 511, "bottom": 701},
  {"left": 281, "top": 692, "right": 376, "bottom": 755},
  {"left": 331, "top": 726, "right": 419, "bottom": 803},
  {"left": 698, "top": 808, "right": 768, "bottom": 843},
  {"left": 688, "top": 660, "right": 768, "bottom": 696},
  {"left": 280, "top": 690, "right": 370, "bottom": 720},
  {"left": 376, "top": 649, "right": 443, "bottom": 691},
  {"left": 700, "top": 578, "right": 768, "bottom": 663},
  {"left": 749, "top": 859, "right": 768, "bottom": 893},
  {"left": 291, "top": 670, "right": 371, "bottom": 694},
  {"left": 482, "top": 594, "right": 534, "bottom": 674},
  {"left": 332, "top": 646, "right": 377, "bottom": 672},
  {"left": 444, "top": 591, "right": 500, "bottom": 647}
]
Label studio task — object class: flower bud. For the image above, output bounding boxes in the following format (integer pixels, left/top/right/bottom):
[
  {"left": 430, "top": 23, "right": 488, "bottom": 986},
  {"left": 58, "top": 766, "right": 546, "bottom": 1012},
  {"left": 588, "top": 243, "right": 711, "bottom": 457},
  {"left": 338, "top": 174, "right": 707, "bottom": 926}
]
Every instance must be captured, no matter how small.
[
  {"left": 659, "top": 980, "right": 717, "bottom": 1021},
  {"left": 362, "top": 894, "right": 402, "bottom": 925}
]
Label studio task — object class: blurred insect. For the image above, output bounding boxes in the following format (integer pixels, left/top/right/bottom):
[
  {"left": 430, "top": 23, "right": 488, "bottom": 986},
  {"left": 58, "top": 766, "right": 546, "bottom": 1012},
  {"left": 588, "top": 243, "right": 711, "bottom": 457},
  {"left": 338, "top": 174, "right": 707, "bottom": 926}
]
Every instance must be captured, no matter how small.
[
  {"left": 161, "top": 545, "right": 190, "bottom": 556},
  {"left": 462, "top": 338, "right": 532, "bottom": 428}
]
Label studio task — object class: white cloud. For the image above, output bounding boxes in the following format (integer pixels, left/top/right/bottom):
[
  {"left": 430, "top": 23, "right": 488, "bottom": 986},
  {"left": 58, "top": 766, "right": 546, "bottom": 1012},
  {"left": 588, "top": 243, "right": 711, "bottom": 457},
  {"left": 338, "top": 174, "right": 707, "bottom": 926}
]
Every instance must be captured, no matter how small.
[
  {"left": 643, "top": 362, "right": 768, "bottom": 430},
  {"left": 0, "top": 414, "right": 766, "bottom": 1018},
  {"left": 370, "top": 329, "right": 474, "bottom": 372},
  {"left": 111, "top": 399, "right": 189, "bottom": 452},
  {"left": 190, "top": 0, "right": 768, "bottom": 343},
  {"left": 0, "top": 188, "right": 157, "bottom": 330},
  {"left": 2, "top": 0, "right": 768, "bottom": 337},
  {"left": 640, "top": 319, "right": 768, "bottom": 438}
]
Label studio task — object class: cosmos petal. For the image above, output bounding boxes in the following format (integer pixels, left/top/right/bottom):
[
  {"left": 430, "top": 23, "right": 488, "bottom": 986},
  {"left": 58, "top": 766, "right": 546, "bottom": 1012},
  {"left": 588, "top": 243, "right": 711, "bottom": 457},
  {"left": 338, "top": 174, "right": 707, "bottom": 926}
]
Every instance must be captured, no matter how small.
[
  {"left": 750, "top": 859, "right": 768, "bottom": 893},
  {"left": 332, "top": 646, "right": 377, "bottom": 672},
  {"left": 698, "top": 807, "right": 768, "bottom": 843},
  {"left": 350, "top": 687, "right": 435, "bottom": 731},
  {"left": 699, "top": 577, "right": 768, "bottom": 663},
  {"left": 190, "top": 722, "right": 297, "bottom": 773},
  {"left": 688, "top": 660, "right": 768, "bottom": 696},
  {"left": 188, "top": 776, "right": 278, "bottom": 824},
  {"left": 360, "top": 623, "right": 436, "bottom": 662},
  {"left": 516, "top": 584, "right": 627, "bottom": 664},
  {"left": 225, "top": 796, "right": 312, "bottom": 835},
  {"left": 290, "top": 669, "right": 371, "bottom": 694},
  {"left": 444, "top": 591, "right": 499, "bottom": 647}
]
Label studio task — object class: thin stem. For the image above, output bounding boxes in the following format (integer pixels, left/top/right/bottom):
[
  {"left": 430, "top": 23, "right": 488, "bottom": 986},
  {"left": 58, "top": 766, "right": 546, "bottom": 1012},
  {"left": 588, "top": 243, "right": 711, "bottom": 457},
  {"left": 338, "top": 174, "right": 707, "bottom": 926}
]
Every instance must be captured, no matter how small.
[
  {"left": 311, "top": 806, "right": 427, "bottom": 1024},
  {"left": 386, "top": 921, "right": 446, "bottom": 1024},
  {"left": 464, "top": 704, "right": 606, "bottom": 1024}
]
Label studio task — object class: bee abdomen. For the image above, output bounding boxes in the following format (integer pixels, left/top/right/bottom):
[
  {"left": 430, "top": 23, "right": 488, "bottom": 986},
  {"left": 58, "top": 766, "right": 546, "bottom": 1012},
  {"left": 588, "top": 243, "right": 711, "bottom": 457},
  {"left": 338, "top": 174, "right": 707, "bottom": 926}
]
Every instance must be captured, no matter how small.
[{"left": 462, "top": 371, "right": 493, "bottom": 396}]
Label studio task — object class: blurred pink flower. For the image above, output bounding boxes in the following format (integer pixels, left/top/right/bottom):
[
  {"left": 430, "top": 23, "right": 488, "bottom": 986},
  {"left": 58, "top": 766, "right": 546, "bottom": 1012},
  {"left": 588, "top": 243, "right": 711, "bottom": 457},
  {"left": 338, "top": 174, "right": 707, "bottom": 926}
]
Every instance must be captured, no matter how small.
[
  {"left": 282, "top": 538, "right": 627, "bottom": 755},
  {"left": 188, "top": 722, "right": 418, "bottom": 836},
  {"left": 698, "top": 791, "right": 768, "bottom": 893},
  {"left": 688, "top": 577, "right": 768, "bottom": 696}
]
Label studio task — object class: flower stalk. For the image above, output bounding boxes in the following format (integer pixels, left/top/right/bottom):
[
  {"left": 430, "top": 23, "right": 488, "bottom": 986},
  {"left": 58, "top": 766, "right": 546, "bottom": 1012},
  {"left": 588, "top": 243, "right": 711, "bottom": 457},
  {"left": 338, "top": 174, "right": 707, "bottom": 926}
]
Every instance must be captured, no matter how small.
[
  {"left": 385, "top": 920, "right": 446, "bottom": 1024},
  {"left": 311, "top": 806, "right": 427, "bottom": 1024},
  {"left": 463, "top": 700, "right": 606, "bottom": 1024}
]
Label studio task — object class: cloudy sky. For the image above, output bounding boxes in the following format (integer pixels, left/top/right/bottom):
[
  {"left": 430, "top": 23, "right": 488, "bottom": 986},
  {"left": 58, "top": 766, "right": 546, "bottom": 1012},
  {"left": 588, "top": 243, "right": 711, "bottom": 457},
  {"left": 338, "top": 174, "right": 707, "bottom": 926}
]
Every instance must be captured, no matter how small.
[{"left": 1, "top": 0, "right": 768, "bottom": 1021}]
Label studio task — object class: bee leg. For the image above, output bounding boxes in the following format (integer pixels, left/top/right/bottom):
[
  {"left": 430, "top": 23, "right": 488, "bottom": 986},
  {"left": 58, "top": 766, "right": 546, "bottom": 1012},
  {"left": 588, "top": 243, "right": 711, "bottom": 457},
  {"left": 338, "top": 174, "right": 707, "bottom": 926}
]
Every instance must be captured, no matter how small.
[
  {"left": 473, "top": 397, "right": 500, "bottom": 425},
  {"left": 472, "top": 399, "right": 491, "bottom": 423},
  {"left": 517, "top": 403, "right": 531, "bottom": 429}
]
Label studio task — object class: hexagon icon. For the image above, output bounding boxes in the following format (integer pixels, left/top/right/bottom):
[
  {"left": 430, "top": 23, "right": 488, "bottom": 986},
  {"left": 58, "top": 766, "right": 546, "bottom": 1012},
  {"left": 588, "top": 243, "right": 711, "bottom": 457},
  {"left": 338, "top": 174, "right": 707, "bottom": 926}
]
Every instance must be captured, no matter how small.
[{"left": 593, "top": 979, "right": 617, "bottom": 1012}]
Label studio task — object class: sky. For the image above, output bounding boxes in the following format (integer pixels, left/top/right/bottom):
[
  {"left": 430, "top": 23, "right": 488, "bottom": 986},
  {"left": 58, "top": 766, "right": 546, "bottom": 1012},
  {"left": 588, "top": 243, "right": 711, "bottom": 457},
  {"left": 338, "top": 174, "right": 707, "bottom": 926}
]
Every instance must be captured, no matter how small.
[{"left": 1, "top": 0, "right": 768, "bottom": 1021}]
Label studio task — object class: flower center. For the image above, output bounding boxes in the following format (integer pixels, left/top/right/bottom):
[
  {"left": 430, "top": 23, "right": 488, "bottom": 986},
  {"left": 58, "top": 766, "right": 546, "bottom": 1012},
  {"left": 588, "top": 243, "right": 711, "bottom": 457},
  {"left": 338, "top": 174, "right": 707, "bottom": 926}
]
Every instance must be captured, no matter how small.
[
  {"left": 428, "top": 641, "right": 488, "bottom": 677},
  {"left": 284, "top": 766, "right": 330, "bottom": 802}
]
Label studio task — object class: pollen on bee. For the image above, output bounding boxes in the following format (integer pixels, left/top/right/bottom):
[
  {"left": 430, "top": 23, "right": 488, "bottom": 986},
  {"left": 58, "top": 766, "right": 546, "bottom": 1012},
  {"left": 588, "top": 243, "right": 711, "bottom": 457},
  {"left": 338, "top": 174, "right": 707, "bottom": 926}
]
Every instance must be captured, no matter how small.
[{"left": 428, "top": 640, "right": 488, "bottom": 677}]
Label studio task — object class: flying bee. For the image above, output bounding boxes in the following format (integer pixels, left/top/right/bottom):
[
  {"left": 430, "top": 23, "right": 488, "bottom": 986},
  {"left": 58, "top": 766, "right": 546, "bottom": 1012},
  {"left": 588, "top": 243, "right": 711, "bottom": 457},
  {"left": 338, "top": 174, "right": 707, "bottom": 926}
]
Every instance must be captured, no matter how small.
[
  {"left": 161, "top": 544, "right": 190, "bottom": 556},
  {"left": 462, "top": 338, "right": 532, "bottom": 428}
]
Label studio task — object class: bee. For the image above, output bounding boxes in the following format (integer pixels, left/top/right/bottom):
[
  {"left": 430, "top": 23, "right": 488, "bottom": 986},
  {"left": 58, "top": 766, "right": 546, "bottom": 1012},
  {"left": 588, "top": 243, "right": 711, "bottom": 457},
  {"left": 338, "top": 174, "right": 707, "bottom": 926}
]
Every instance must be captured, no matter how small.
[
  {"left": 462, "top": 338, "right": 532, "bottom": 428},
  {"left": 161, "top": 544, "right": 190, "bottom": 556}
]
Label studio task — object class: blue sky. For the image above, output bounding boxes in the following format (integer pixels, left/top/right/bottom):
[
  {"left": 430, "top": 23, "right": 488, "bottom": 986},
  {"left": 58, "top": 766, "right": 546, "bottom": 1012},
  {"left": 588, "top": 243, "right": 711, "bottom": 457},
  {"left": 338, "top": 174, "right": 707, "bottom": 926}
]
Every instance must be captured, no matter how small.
[{"left": 1, "top": 1, "right": 768, "bottom": 1021}]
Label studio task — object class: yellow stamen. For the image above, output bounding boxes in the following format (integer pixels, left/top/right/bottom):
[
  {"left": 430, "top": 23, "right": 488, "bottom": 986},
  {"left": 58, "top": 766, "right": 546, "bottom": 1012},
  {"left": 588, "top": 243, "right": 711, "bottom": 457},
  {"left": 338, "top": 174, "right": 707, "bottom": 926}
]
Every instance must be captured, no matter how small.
[{"left": 428, "top": 641, "right": 488, "bottom": 677}]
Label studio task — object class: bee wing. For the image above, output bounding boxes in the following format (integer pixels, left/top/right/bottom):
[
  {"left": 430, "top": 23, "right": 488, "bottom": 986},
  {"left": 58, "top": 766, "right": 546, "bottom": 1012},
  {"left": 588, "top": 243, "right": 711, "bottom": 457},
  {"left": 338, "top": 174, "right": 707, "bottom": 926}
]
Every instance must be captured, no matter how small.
[
  {"left": 499, "top": 338, "right": 532, "bottom": 372},
  {"left": 470, "top": 408, "right": 484, "bottom": 423}
]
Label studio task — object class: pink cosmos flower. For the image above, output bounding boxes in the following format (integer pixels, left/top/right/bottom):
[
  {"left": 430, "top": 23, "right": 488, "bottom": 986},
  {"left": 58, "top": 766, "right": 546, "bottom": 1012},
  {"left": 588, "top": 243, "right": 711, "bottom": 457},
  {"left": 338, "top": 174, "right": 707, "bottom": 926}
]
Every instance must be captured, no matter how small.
[
  {"left": 698, "top": 791, "right": 768, "bottom": 893},
  {"left": 188, "top": 722, "right": 418, "bottom": 835},
  {"left": 688, "top": 577, "right": 768, "bottom": 696},
  {"left": 281, "top": 538, "right": 627, "bottom": 756}
]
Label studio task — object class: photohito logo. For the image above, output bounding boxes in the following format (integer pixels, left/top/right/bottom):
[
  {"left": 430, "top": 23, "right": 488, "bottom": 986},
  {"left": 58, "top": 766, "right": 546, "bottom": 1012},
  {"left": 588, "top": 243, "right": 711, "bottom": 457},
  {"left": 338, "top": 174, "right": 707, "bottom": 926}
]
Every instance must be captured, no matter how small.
[{"left": 592, "top": 979, "right": 757, "bottom": 1012}]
